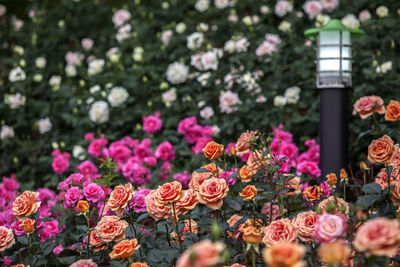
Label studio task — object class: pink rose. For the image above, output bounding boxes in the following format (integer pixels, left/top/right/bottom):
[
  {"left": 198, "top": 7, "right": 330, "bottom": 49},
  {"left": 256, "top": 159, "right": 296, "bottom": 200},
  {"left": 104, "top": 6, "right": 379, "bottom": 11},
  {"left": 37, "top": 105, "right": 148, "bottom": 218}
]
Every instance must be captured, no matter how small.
[
  {"left": 274, "top": 0, "right": 293, "bottom": 17},
  {"left": 261, "top": 202, "right": 285, "bottom": 221},
  {"left": 70, "top": 259, "right": 98, "bottom": 267},
  {"left": 321, "top": 0, "right": 338, "bottom": 12},
  {"left": 88, "top": 137, "right": 108, "bottom": 158},
  {"left": 68, "top": 173, "right": 84, "bottom": 185},
  {"left": 312, "top": 213, "right": 347, "bottom": 243},
  {"left": 296, "top": 161, "right": 321, "bottom": 178},
  {"left": 64, "top": 186, "right": 83, "bottom": 208},
  {"left": 262, "top": 219, "right": 297, "bottom": 247},
  {"left": 359, "top": 10, "right": 371, "bottom": 22},
  {"left": 155, "top": 141, "right": 175, "bottom": 161},
  {"left": 83, "top": 183, "right": 105, "bottom": 203},
  {"left": 112, "top": 9, "right": 131, "bottom": 27},
  {"left": 81, "top": 38, "right": 94, "bottom": 51},
  {"left": 143, "top": 112, "right": 162, "bottom": 134},
  {"left": 53, "top": 245, "right": 64, "bottom": 256},
  {"left": 192, "top": 137, "right": 212, "bottom": 155},
  {"left": 303, "top": 1, "right": 323, "bottom": 19},
  {"left": 256, "top": 41, "right": 277, "bottom": 57},
  {"left": 353, "top": 95, "right": 385, "bottom": 119},
  {"left": 52, "top": 153, "right": 70, "bottom": 174},
  {"left": 177, "top": 116, "right": 197, "bottom": 135}
]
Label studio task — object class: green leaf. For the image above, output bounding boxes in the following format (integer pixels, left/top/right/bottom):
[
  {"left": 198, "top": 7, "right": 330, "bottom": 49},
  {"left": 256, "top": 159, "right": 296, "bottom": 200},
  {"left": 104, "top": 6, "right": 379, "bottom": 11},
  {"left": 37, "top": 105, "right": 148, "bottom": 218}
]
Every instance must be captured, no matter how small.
[
  {"left": 223, "top": 198, "right": 242, "bottom": 211},
  {"left": 361, "top": 183, "right": 382, "bottom": 194}
]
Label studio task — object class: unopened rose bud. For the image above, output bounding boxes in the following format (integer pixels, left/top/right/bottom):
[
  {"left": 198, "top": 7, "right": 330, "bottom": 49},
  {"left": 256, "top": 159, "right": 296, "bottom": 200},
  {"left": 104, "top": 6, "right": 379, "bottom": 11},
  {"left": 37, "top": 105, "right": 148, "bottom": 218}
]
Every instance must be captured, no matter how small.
[
  {"left": 360, "top": 161, "right": 368, "bottom": 171},
  {"left": 229, "top": 147, "right": 237, "bottom": 156},
  {"left": 22, "top": 219, "right": 35, "bottom": 233},
  {"left": 76, "top": 200, "right": 89, "bottom": 213},
  {"left": 211, "top": 220, "right": 221, "bottom": 240}
]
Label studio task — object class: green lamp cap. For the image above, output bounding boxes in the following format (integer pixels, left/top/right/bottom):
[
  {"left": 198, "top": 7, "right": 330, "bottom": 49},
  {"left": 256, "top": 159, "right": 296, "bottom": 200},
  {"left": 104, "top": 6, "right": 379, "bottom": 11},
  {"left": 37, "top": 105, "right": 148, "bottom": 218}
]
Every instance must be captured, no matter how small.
[{"left": 304, "top": 19, "right": 364, "bottom": 38}]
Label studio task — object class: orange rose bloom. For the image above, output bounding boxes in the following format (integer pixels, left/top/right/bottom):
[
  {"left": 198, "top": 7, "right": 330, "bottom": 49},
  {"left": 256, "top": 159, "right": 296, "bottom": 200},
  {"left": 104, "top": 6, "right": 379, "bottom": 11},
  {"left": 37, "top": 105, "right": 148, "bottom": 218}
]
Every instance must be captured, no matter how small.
[
  {"left": 202, "top": 141, "right": 224, "bottom": 160},
  {"left": 246, "top": 150, "right": 266, "bottom": 172},
  {"left": 154, "top": 181, "right": 183, "bottom": 207},
  {"left": 0, "top": 226, "right": 15, "bottom": 252},
  {"left": 189, "top": 171, "right": 212, "bottom": 191},
  {"left": 176, "top": 240, "right": 225, "bottom": 267},
  {"left": 353, "top": 217, "right": 400, "bottom": 257},
  {"left": 367, "top": 135, "right": 396, "bottom": 164},
  {"left": 170, "top": 219, "right": 198, "bottom": 243},
  {"left": 12, "top": 191, "right": 41, "bottom": 221},
  {"left": 239, "top": 165, "right": 256, "bottom": 183},
  {"left": 326, "top": 173, "right": 337, "bottom": 186},
  {"left": 236, "top": 130, "right": 257, "bottom": 155},
  {"left": 262, "top": 242, "right": 306, "bottom": 267},
  {"left": 109, "top": 239, "right": 140, "bottom": 259},
  {"left": 130, "top": 263, "right": 149, "bottom": 267},
  {"left": 145, "top": 190, "right": 172, "bottom": 221},
  {"left": 262, "top": 219, "right": 298, "bottom": 247},
  {"left": 107, "top": 183, "right": 133, "bottom": 217},
  {"left": 292, "top": 211, "right": 316, "bottom": 242},
  {"left": 175, "top": 189, "right": 198, "bottom": 215},
  {"left": 352, "top": 95, "right": 385, "bottom": 119},
  {"left": 202, "top": 163, "right": 223, "bottom": 175},
  {"left": 21, "top": 219, "right": 35, "bottom": 233},
  {"left": 197, "top": 178, "right": 229, "bottom": 210},
  {"left": 94, "top": 216, "right": 128, "bottom": 243},
  {"left": 318, "top": 196, "right": 349, "bottom": 217},
  {"left": 242, "top": 226, "right": 262, "bottom": 244},
  {"left": 385, "top": 100, "right": 400, "bottom": 121},
  {"left": 239, "top": 185, "right": 257, "bottom": 201},
  {"left": 318, "top": 241, "right": 350, "bottom": 264},
  {"left": 302, "top": 185, "right": 321, "bottom": 202},
  {"left": 76, "top": 200, "right": 90, "bottom": 213},
  {"left": 340, "top": 169, "right": 348, "bottom": 180}
]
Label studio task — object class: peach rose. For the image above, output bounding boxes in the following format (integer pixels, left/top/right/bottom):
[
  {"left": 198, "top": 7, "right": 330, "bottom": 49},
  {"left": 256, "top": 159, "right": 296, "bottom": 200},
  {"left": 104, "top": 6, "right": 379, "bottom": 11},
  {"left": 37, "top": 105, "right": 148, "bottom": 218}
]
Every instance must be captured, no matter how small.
[
  {"left": 109, "top": 239, "right": 140, "bottom": 259},
  {"left": 70, "top": 259, "right": 98, "bottom": 267},
  {"left": 154, "top": 181, "right": 183, "bottom": 206},
  {"left": 202, "top": 141, "right": 224, "bottom": 160},
  {"left": 130, "top": 263, "right": 149, "bottom": 267},
  {"left": 145, "top": 190, "right": 172, "bottom": 221},
  {"left": 225, "top": 264, "right": 246, "bottom": 267},
  {"left": 385, "top": 100, "right": 400, "bottom": 121},
  {"left": 227, "top": 214, "right": 243, "bottom": 228},
  {"left": 89, "top": 230, "right": 107, "bottom": 252},
  {"left": 262, "top": 242, "right": 306, "bottom": 267},
  {"left": 390, "top": 149, "right": 400, "bottom": 168},
  {"left": 176, "top": 240, "right": 225, "bottom": 267},
  {"left": 202, "top": 163, "right": 223, "bottom": 175},
  {"left": 326, "top": 173, "right": 337, "bottom": 186},
  {"left": 302, "top": 185, "right": 321, "bottom": 202},
  {"left": 352, "top": 95, "right": 385, "bottom": 119},
  {"left": 242, "top": 226, "right": 262, "bottom": 244},
  {"left": 175, "top": 189, "right": 198, "bottom": 215},
  {"left": 353, "top": 217, "right": 400, "bottom": 257},
  {"left": 283, "top": 176, "right": 301, "bottom": 196},
  {"left": 189, "top": 171, "right": 212, "bottom": 191},
  {"left": 107, "top": 183, "right": 133, "bottom": 217},
  {"left": 246, "top": 150, "right": 267, "bottom": 172},
  {"left": 0, "top": 226, "right": 15, "bottom": 252},
  {"left": 236, "top": 130, "right": 257, "bottom": 155},
  {"left": 170, "top": 219, "right": 198, "bottom": 243},
  {"left": 197, "top": 178, "right": 229, "bottom": 210},
  {"left": 239, "top": 165, "right": 256, "bottom": 183},
  {"left": 239, "top": 185, "right": 257, "bottom": 201},
  {"left": 262, "top": 219, "right": 298, "bottom": 247},
  {"left": 292, "top": 211, "right": 316, "bottom": 242},
  {"left": 367, "top": 135, "right": 396, "bottom": 164},
  {"left": 318, "top": 196, "right": 349, "bottom": 218},
  {"left": 21, "top": 219, "right": 35, "bottom": 233},
  {"left": 76, "top": 200, "right": 89, "bottom": 213},
  {"left": 375, "top": 167, "right": 400, "bottom": 190},
  {"left": 318, "top": 241, "right": 350, "bottom": 264},
  {"left": 12, "top": 191, "right": 41, "bottom": 221},
  {"left": 94, "top": 216, "right": 128, "bottom": 243}
]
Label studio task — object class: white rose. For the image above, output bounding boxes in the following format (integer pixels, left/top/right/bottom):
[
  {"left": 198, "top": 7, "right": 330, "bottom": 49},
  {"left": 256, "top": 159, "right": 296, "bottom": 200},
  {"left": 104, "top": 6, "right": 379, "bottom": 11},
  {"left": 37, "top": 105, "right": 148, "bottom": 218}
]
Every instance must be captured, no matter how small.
[
  {"left": 175, "top": 22, "right": 186, "bottom": 33},
  {"left": 274, "top": 95, "right": 287, "bottom": 107},
  {"left": 65, "top": 64, "right": 77, "bottom": 77},
  {"left": 278, "top": 21, "right": 291, "bottom": 32},
  {"left": 256, "top": 95, "right": 267, "bottom": 103},
  {"left": 112, "top": 9, "right": 131, "bottom": 27},
  {"left": 195, "top": 0, "right": 210, "bottom": 12},
  {"left": 284, "top": 86, "right": 301, "bottom": 104},
  {"left": 341, "top": 14, "right": 360, "bottom": 29},
  {"left": 224, "top": 40, "right": 236, "bottom": 53},
  {"left": 197, "top": 72, "right": 211, "bottom": 86},
  {"left": 35, "top": 57, "right": 47, "bottom": 68},
  {"left": 107, "top": 87, "right": 129, "bottom": 107},
  {"left": 211, "top": 125, "right": 220, "bottom": 135},
  {"left": 201, "top": 51, "right": 218, "bottom": 71},
  {"left": 162, "top": 88, "right": 177, "bottom": 107},
  {"left": 161, "top": 30, "right": 172, "bottom": 46},
  {"left": 214, "top": 0, "right": 229, "bottom": 9},
  {"left": 166, "top": 62, "right": 189, "bottom": 84},
  {"left": 49, "top": 75, "right": 62, "bottom": 90},
  {"left": 235, "top": 37, "right": 249, "bottom": 52},
  {"left": 242, "top": 16, "right": 252, "bottom": 26},
  {"left": 376, "top": 61, "right": 392, "bottom": 73},
  {"left": 38, "top": 118, "right": 52, "bottom": 134},
  {"left": 89, "top": 101, "right": 109, "bottom": 124},
  {"left": 197, "top": 23, "right": 209, "bottom": 32},
  {"left": 88, "top": 59, "right": 105, "bottom": 75},
  {"left": 90, "top": 85, "right": 101, "bottom": 94},
  {"left": 73, "top": 145, "right": 85, "bottom": 160},
  {"left": 33, "top": 74, "right": 43, "bottom": 82},
  {"left": 260, "top": 5, "right": 270, "bottom": 14},
  {"left": 376, "top": 6, "right": 389, "bottom": 18},
  {"left": 200, "top": 106, "right": 214, "bottom": 119},
  {"left": 8, "top": 66, "right": 26, "bottom": 82},
  {"left": 187, "top": 32, "right": 204, "bottom": 50},
  {"left": 0, "top": 125, "right": 14, "bottom": 140}
]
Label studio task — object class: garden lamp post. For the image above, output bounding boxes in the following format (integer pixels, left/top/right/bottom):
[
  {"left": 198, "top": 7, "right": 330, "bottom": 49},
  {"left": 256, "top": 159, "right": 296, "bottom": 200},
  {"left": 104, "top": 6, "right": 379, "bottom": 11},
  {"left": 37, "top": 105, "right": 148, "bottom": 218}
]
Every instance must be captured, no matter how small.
[{"left": 304, "top": 19, "right": 364, "bottom": 179}]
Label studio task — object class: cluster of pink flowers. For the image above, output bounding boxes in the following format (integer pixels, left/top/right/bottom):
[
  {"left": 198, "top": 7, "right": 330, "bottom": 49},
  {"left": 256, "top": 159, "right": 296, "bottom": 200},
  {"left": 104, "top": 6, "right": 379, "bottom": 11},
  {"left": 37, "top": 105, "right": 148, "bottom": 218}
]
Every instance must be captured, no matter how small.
[
  {"left": 296, "top": 139, "right": 320, "bottom": 178},
  {"left": 255, "top": 34, "right": 281, "bottom": 57},
  {"left": 0, "top": 175, "right": 19, "bottom": 227},
  {"left": 51, "top": 149, "right": 70, "bottom": 175},
  {"left": 177, "top": 116, "right": 215, "bottom": 154}
]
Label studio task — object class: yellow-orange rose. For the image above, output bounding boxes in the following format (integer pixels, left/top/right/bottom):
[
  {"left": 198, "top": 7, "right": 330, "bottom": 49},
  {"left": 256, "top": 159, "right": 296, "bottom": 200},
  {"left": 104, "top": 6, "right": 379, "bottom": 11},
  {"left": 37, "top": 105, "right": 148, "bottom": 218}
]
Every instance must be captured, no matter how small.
[
  {"left": 130, "top": 263, "right": 149, "bottom": 267},
  {"left": 21, "top": 219, "right": 35, "bottom": 234},
  {"left": 0, "top": 226, "right": 15, "bottom": 252},
  {"left": 109, "top": 239, "right": 140, "bottom": 259},
  {"left": 326, "top": 173, "right": 337, "bottom": 186},
  {"left": 292, "top": 211, "right": 316, "bottom": 242},
  {"left": 318, "top": 241, "right": 350, "bottom": 264},
  {"left": 236, "top": 130, "right": 257, "bottom": 155},
  {"left": 202, "top": 141, "right": 224, "bottom": 160},
  {"left": 176, "top": 240, "right": 225, "bottom": 267},
  {"left": 94, "top": 216, "right": 128, "bottom": 243},
  {"left": 76, "top": 200, "right": 89, "bottom": 213},
  {"left": 242, "top": 226, "right": 262, "bottom": 244},
  {"left": 189, "top": 171, "right": 213, "bottom": 191},
  {"left": 175, "top": 189, "right": 198, "bottom": 215},
  {"left": 262, "top": 242, "right": 306, "bottom": 267},
  {"left": 239, "top": 165, "right": 256, "bottom": 183},
  {"left": 154, "top": 181, "right": 183, "bottom": 206},
  {"left": 302, "top": 185, "right": 321, "bottom": 202},
  {"left": 197, "top": 178, "right": 229, "bottom": 210},
  {"left": 385, "top": 100, "right": 400, "bottom": 121},
  {"left": 367, "top": 135, "right": 396, "bottom": 164},
  {"left": 239, "top": 185, "right": 257, "bottom": 201},
  {"left": 12, "top": 191, "right": 41, "bottom": 221},
  {"left": 107, "top": 183, "right": 133, "bottom": 217},
  {"left": 145, "top": 190, "right": 172, "bottom": 221},
  {"left": 262, "top": 219, "right": 298, "bottom": 247}
]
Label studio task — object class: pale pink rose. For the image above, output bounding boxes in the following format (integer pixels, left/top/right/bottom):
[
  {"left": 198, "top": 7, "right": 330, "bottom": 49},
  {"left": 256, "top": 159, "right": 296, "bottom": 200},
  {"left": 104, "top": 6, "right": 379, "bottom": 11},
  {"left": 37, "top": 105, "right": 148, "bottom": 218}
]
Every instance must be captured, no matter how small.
[
  {"left": 292, "top": 211, "right": 316, "bottom": 242},
  {"left": 321, "top": 0, "right": 338, "bottom": 12},
  {"left": 70, "top": 259, "right": 98, "bottom": 267},
  {"left": 262, "top": 219, "right": 298, "bottom": 247},
  {"left": 261, "top": 202, "right": 285, "bottom": 221},
  {"left": 265, "top": 34, "right": 281, "bottom": 45},
  {"left": 65, "top": 51, "right": 84, "bottom": 66},
  {"left": 161, "top": 30, "right": 172, "bottom": 46},
  {"left": 312, "top": 213, "right": 347, "bottom": 243},
  {"left": 81, "top": 38, "right": 94, "bottom": 51},
  {"left": 0, "top": 5, "right": 6, "bottom": 17},
  {"left": 176, "top": 240, "right": 225, "bottom": 267},
  {"left": 352, "top": 95, "right": 385, "bottom": 119},
  {"left": 256, "top": 41, "right": 277, "bottom": 57},
  {"left": 274, "top": 0, "right": 293, "bottom": 17},
  {"left": 228, "top": 14, "right": 238, "bottom": 23},
  {"left": 201, "top": 51, "right": 218, "bottom": 71},
  {"left": 219, "top": 90, "right": 242, "bottom": 114},
  {"left": 112, "top": 9, "right": 131, "bottom": 27},
  {"left": 359, "top": 10, "right": 371, "bottom": 22},
  {"left": 303, "top": 1, "right": 323, "bottom": 19}
]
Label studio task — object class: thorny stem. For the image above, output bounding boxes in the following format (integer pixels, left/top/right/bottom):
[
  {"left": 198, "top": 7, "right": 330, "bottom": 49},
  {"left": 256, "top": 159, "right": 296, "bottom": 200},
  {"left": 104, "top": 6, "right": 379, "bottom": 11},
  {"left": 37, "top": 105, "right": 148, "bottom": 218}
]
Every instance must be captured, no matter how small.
[{"left": 172, "top": 203, "right": 183, "bottom": 253}]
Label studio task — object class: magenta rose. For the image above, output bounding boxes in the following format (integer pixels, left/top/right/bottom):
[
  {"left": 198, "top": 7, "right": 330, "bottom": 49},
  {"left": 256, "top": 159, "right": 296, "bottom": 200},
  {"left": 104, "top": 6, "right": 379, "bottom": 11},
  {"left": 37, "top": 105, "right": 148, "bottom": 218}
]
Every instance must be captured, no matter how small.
[
  {"left": 83, "top": 183, "right": 105, "bottom": 203},
  {"left": 155, "top": 141, "right": 175, "bottom": 161},
  {"left": 64, "top": 186, "right": 83, "bottom": 208},
  {"left": 143, "top": 112, "right": 162, "bottom": 134}
]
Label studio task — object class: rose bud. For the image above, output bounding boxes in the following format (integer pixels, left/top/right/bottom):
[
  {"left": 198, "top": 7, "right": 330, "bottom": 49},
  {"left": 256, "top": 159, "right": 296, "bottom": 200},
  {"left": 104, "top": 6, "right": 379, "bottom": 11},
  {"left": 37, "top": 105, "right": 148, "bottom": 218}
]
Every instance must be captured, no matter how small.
[
  {"left": 243, "top": 226, "right": 262, "bottom": 245},
  {"left": 76, "top": 200, "right": 90, "bottom": 213},
  {"left": 21, "top": 219, "right": 35, "bottom": 234}
]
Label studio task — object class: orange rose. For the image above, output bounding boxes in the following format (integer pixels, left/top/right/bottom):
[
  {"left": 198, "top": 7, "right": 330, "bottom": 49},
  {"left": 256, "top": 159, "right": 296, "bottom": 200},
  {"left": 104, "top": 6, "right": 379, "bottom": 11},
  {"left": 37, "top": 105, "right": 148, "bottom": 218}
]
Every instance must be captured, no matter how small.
[
  {"left": 262, "top": 242, "right": 306, "bottom": 267},
  {"left": 367, "top": 135, "right": 396, "bottom": 164},
  {"left": 145, "top": 190, "right": 172, "bottom": 221},
  {"left": 385, "top": 100, "right": 400, "bottom": 121},
  {"left": 130, "top": 263, "right": 149, "bottom": 267},
  {"left": 76, "top": 200, "right": 89, "bottom": 213},
  {"left": 318, "top": 241, "right": 350, "bottom": 264},
  {"left": 318, "top": 196, "right": 349, "bottom": 217},
  {"left": 94, "top": 216, "right": 128, "bottom": 243},
  {"left": 292, "top": 211, "right": 316, "bottom": 242},
  {"left": 89, "top": 230, "right": 107, "bottom": 252},
  {"left": 21, "top": 219, "right": 35, "bottom": 233},
  {"left": 302, "top": 185, "right": 321, "bottom": 202},
  {"left": 239, "top": 185, "right": 257, "bottom": 201},
  {"left": 352, "top": 95, "right": 385, "bottom": 119},
  {"left": 340, "top": 169, "right": 348, "bottom": 180},
  {"left": 107, "top": 183, "right": 133, "bottom": 217},
  {"left": 170, "top": 219, "right": 198, "bottom": 243},
  {"left": 202, "top": 163, "right": 223, "bottom": 175},
  {"left": 154, "top": 181, "right": 183, "bottom": 206},
  {"left": 175, "top": 189, "right": 198, "bottom": 215},
  {"left": 238, "top": 218, "right": 263, "bottom": 233},
  {"left": 353, "top": 217, "right": 400, "bottom": 257},
  {"left": 176, "top": 240, "right": 225, "bottom": 267},
  {"left": 239, "top": 165, "right": 256, "bottom": 183},
  {"left": 202, "top": 141, "right": 224, "bottom": 160},
  {"left": 12, "top": 191, "right": 40, "bottom": 221},
  {"left": 236, "top": 130, "right": 257, "bottom": 155},
  {"left": 326, "top": 173, "right": 337, "bottom": 186},
  {"left": 109, "top": 239, "right": 140, "bottom": 259},
  {"left": 227, "top": 214, "right": 243, "bottom": 228},
  {"left": 190, "top": 171, "right": 213, "bottom": 191},
  {"left": 283, "top": 176, "right": 301, "bottom": 196},
  {"left": 262, "top": 219, "right": 298, "bottom": 247},
  {"left": 246, "top": 150, "right": 266, "bottom": 172},
  {"left": 197, "top": 178, "right": 229, "bottom": 210},
  {"left": 242, "top": 226, "right": 262, "bottom": 244},
  {"left": 0, "top": 226, "right": 15, "bottom": 252}
]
